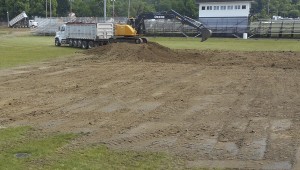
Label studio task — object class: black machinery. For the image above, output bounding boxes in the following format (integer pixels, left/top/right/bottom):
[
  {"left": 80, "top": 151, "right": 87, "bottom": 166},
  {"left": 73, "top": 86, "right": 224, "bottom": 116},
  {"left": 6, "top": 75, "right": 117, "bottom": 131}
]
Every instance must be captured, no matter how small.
[{"left": 129, "top": 9, "right": 212, "bottom": 42}]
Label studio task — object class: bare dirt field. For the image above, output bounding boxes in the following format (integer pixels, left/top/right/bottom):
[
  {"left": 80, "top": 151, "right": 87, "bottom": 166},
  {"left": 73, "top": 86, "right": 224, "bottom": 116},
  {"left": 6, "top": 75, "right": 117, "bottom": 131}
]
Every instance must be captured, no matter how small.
[{"left": 1, "top": 42, "right": 300, "bottom": 169}]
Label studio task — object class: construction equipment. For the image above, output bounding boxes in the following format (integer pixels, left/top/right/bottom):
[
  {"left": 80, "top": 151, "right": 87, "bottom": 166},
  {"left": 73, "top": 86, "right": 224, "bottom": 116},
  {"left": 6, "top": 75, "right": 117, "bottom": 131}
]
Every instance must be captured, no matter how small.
[
  {"left": 130, "top": 9, "right": 212, "bottom": 42},
  {"left": 9, "top": 11, "right": 28, "bottom": 28},
  {"left": 8, "top": 11, "right": 38, "bottom": 28},
  {"left": 55, "top": 9, "right": 211, "bottom": 48}
]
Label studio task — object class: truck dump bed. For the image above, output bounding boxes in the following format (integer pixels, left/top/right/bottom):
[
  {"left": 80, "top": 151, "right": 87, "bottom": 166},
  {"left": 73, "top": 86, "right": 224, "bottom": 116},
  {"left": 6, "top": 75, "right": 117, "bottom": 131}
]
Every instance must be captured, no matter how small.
[
  {"left": 66, "top": 23, "right": 114, "bottom": 40},
  {"left": 9, "top": 11, "right": 28, "bottom": 27}
]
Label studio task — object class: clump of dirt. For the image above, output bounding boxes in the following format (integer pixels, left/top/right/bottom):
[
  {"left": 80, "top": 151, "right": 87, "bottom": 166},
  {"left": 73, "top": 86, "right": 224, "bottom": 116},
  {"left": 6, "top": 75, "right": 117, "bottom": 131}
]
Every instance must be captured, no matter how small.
[{"left": 83, "top": 42, "right": 300, "bottom": 69}]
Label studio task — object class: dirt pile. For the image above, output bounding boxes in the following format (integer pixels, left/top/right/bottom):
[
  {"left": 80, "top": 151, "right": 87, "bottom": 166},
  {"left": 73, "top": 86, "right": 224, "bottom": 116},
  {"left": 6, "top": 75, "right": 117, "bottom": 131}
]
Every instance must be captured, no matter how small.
[
  {"left": 84, "top": 42, "right": 300, "bottom": 69},
  {"left": 84, "top": 42, "right": 182, "bottom": 63}
]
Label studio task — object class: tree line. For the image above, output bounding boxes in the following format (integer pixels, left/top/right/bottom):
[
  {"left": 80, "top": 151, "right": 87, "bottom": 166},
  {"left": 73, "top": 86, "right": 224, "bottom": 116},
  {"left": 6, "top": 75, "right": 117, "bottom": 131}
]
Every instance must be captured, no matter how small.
[{"left": 1, "top": 0, "right": 300, "bottom": 21}]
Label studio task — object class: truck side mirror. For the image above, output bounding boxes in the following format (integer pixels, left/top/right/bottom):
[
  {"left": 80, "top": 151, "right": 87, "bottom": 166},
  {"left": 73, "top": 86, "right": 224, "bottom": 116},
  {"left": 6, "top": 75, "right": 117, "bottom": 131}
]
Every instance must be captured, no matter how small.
[{"left": 58, "top": 26, "right": 60, "bottom": 31}]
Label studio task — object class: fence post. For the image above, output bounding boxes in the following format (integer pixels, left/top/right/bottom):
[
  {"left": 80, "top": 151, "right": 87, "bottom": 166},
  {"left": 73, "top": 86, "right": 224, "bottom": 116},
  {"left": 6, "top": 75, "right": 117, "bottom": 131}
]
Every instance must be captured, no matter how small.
[
  {"left": 267, "top": 20, "right": 272, "bottom": 38},
  {"left": 291, "top": 21, "right": 295, "bottom": 38},
  {"left": 279, "top": 21, "right": 283, "bottom": 38}
]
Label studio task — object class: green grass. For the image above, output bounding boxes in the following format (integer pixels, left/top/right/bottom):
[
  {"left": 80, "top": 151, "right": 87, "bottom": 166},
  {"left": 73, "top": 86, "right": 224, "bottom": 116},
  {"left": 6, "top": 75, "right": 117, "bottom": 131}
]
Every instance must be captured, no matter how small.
[
  {"left": 151, "top": 37, "right": 300, "bottom": 51},
  {"left": 0, "top": 33, "right": 78, "bottom": 68},
  {"left": 52, "top": 146, "right": 179, "bottom": 170},
  {"left": 0, "top": 127, "right": 182, "bottom": 170},
  {"left": 0, "top": 127, "right": 77, "bottom": 170}
]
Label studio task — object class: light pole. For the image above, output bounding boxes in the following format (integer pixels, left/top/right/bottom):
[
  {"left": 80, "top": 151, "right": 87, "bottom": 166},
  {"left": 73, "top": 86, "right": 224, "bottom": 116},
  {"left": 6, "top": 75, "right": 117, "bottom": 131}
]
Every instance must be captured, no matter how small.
[
  {"left": 7, "top": 11, "right": 9, "bottom": 27},
  {"left": 70, "top": 0, "right": 72, "bottom": 13},
  {"left": 128, "top": 0, "right": 130, "bottom": 18},
  {"left": 111, "top": 0, "right": 115, "bottom": 19},
  {"left": 46, "top": 0, "right": 48, "bottom": 18},
  {"left": 104, "top": 0, "right": 107, "bottom": 22},
  {"left": 50, "top": 0, "right": 52, "bottom": 18},
  {"left": 267, "top": 0, "right": 270, "bottom": 15}
]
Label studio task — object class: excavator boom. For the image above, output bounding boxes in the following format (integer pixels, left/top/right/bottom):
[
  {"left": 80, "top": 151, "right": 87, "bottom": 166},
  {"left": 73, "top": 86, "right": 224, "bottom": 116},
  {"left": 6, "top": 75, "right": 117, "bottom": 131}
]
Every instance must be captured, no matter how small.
[{"left": 131, "top": 9, "right": 212, "bottom": 42}]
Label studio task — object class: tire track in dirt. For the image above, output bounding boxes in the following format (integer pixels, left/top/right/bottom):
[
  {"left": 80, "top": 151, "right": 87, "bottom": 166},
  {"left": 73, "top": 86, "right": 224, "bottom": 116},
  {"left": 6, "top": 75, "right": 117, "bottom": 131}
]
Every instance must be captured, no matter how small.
[{"left": 1, "top": 42, "right": 300, "bottom": 169}]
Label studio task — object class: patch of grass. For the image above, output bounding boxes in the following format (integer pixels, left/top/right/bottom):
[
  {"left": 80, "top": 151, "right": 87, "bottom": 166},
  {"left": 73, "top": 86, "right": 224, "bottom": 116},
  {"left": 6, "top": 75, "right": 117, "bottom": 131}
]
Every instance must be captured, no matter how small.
[
  {"left": 0, "top": 127, "right": 76, "bottom": 170},
  {"left": 0, "top": 127, "right": 183, "bottom": 169},
  {"left": 0, "top": 31, "right": 78, "bottom": 68},
  {"left": 151, "top": 37, "right": 300, "bottom": 51},
  {"left": 51, "top": 146, "right": 180, "bottom": 170},
  {"left": 0, "top": 126, "right": 31, "bottom": 145}
]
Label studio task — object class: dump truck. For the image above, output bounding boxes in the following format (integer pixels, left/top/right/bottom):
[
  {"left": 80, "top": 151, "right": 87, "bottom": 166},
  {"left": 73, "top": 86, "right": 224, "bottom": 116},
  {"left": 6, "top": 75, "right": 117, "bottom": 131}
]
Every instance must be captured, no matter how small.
[
  {"left": 9, "top": 11, "right": 28, "bottom": 28},
  {"left": 55, "top": 22, "right": 148, "bottom": 49},
  {"left": 8, "top": 11, "right": 38, "bottom": 28}
]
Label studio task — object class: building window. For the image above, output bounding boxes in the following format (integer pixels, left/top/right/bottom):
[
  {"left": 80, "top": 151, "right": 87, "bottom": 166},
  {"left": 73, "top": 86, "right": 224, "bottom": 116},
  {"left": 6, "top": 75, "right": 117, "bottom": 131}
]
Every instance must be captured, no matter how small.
[
  {"left": 202, "top": 6, "right": 206, "bottom": 10},
  {"left": 227, "top": 5, "right": 233, "bottom": 10},
  {"left": 220, "top": 6, "right": 226, "bottom": 10},
  {"left": 214, "top": 6, "right": 219, "bottom": 10},
  {"left": 207, "top": 6, "right": 212, "bottom": 10},
  {"left": 242, "top": 5, "right": 246, "bottom": 9},
  {"left": 235, "top": 5, "right": 241, "bottom": 9}
]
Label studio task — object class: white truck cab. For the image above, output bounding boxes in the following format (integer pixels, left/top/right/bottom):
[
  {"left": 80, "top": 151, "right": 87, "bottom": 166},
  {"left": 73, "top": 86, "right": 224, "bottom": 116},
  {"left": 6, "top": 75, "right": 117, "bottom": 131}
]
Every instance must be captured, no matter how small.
[
  {"left": 55, "top": 24, "right": 67, "bottom": 46},
  {"left": 28, "top": 20, "right": 38, "bottom": 28}
]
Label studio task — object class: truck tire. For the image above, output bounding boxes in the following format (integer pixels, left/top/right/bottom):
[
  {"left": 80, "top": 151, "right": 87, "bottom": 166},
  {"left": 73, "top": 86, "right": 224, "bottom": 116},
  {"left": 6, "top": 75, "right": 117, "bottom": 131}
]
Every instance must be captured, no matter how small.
[
  {"left": 135, "top": 38, "right": 142, "bottom": 44},
  {"left": 69, "top": 39, "right": 73, "bottom": 47},
  {"left": 55, "top": 39, "right": 61, "bottom": 46},
  {"left": 141, "top": 38, "right": 148, "bottom": 43},
  {"left": 88, "top": 41, "right": 94, "bottom": 49},
  {"left": 82, "top": 41, "right": 88, "bottom": 49},
  {"left": 73, "top": 40, "right": 78, "bottom": 47},
  {"left": 77, "top": 40, "right": 82, "bottom": 48}
]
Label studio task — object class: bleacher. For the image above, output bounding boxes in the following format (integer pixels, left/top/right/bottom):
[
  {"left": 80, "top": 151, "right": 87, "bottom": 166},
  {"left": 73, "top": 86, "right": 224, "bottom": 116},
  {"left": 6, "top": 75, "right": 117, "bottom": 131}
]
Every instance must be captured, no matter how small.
[
  {"left": 31, "top": 17, "right": 127, "bottom": 36},
  {"left": 249, "top": 19, "right": 300, "bottom": 38}
]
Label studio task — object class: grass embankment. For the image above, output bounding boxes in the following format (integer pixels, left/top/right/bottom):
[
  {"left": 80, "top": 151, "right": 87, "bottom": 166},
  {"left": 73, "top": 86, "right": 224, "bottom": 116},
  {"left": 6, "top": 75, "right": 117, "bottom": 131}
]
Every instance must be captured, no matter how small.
[
  {"left": 0, "top": 30, "right": 77, "bottom": 68},
  {"left": 151, "top": 37, "right": 300, "bottom": 51},
  {"left": 0, "top": 127, "right": 181, "bottom": 169}
]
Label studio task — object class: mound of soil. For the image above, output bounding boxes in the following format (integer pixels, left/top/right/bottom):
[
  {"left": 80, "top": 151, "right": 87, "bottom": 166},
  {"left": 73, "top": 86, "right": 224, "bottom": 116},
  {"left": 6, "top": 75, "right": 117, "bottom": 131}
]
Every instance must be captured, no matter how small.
[
  {"left": 84, "top": 42, "right": 300, "bottom": 69},
  {"left": 84, "top": 42, "right": 182, "bottom": 63}
]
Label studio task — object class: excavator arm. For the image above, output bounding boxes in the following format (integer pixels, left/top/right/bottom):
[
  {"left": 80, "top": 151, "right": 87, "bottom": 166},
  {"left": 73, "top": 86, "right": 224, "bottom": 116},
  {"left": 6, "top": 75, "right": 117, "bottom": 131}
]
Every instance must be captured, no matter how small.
[{"left": 131, "top": 9, "right": 212, "bottom": 42}]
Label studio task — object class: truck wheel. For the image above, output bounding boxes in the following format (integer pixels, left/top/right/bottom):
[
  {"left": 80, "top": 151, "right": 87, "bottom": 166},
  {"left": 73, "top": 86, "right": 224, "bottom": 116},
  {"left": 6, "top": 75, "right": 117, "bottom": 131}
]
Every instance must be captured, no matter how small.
[
  {"left": 135, "top": 38, "right": 142, "bottom": 44},
  {"left": 69, "top": 40, "right": 73, "bottom": 47},
  {"left": 55, "top": 39, "right": 61, "bottom": 46},
  {"left": 77, "top": 40, "right": 82, "bottom": 48},
  {"left": 88, "top": 41, "right": 94, "bottom": 49},
  {"left": 73, "top": 40, "right": 78, "bottom": 47},
  {"left": 141, "top": 38, "right": 148, "bottom": 43},
  {"left": 82, "top": 41, "right": 88, "bottom": 49}
]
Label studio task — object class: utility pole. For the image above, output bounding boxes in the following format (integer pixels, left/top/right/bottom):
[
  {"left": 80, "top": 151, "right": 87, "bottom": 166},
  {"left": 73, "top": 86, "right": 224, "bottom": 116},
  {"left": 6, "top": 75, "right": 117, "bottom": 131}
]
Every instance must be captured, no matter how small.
[
  {"left": 50, "top": 0, "right": 52, "bottom": 18},
  {"left": 46, "top": 0, "right": 47, "bottom": 18},
  {"left": 104, "top": 0, "right": 107, "bottom": 22},
  {"left": 111, "top": 0, "right": 115, "bottom": 19},
  {"left": 267, "top": 0, "right": 270, "bottom": 15},
  {"left": 7, "top": 11, "right": 9, "bottom": 27},
  {"left": 70, "top": 0, "right": 72, "bottom": 13},
  {"left": 128, "top": 0, "right": 131, "bottom": 18}
]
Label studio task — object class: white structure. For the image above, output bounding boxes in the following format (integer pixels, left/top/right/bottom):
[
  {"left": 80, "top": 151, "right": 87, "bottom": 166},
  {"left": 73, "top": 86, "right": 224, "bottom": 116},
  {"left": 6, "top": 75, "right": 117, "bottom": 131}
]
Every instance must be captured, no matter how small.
[
  {"left": 196, "top": 0, "right": 253, "bottom": 35},
  {"left": 198, "top": 0, "right": 252, "bottom": 18}
]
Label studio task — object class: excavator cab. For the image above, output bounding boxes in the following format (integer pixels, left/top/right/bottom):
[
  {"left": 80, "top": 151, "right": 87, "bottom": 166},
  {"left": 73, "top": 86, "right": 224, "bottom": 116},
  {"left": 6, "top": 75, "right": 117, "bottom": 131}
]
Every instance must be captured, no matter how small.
[{"left": 127, "top": 17, "right": 136, "bottom": 27}]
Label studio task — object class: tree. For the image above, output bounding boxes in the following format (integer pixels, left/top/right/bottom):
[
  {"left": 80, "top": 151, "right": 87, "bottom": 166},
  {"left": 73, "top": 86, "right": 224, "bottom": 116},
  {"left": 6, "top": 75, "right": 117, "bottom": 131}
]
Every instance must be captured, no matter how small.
[
  {"left": 1, "top": 0, "right": 300, "bottom": 21},
  {"left": 57, "top": 0, "right": 70, "bottom": 17},
  {"left": 288, "top": 9, "right": 300, "bottom": 18}
]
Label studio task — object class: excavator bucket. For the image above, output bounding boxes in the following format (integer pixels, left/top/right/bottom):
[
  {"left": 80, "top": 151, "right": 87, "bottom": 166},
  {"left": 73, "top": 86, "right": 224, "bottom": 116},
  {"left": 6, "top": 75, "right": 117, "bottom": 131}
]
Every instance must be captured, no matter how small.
[{"left": 200, "top": 28, "right": 212, "bottom": 42}]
